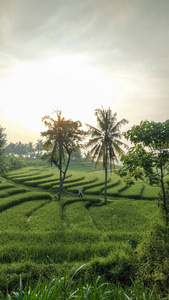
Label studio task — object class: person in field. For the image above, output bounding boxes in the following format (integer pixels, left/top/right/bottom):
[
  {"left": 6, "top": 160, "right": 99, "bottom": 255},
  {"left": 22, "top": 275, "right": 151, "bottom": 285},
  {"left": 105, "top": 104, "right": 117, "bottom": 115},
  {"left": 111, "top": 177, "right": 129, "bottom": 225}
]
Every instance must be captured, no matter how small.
[{"left": 78, "top": 188, "right": 83, "bottom": 197}]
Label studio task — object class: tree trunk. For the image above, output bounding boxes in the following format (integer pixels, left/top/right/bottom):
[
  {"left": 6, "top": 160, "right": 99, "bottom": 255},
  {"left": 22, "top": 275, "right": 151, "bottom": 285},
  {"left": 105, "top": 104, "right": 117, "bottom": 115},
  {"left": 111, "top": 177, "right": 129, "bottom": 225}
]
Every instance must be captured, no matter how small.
[
  {"left": 62, "top": 152, "right": 71, "bottom": 183},
  {"left": 104, "top": 166, "right": 107, "bottom": 203},
  {"left": 59, "top": 142, "right": 62, "bottom": 200},
  {"left": 160, "top": 165, "right": 168, "bottom": 224}
]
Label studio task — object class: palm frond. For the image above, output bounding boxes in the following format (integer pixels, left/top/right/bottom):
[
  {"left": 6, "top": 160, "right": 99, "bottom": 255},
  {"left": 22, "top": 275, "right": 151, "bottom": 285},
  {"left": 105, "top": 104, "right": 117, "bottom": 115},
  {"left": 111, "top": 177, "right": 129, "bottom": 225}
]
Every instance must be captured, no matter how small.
[
  {"left": 86, "top": 107, "right": 127, "bottom": 169},
  {"left": 86, "top": 137, "right": 102, "bottom": 148}
]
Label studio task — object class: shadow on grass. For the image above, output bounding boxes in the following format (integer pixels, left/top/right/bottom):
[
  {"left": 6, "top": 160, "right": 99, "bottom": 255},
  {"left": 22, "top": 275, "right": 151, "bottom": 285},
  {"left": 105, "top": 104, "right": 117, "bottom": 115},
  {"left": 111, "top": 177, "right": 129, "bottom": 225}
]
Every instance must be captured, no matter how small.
[{"left": 61, "top": 196, "right": 113, "bottom": 210}]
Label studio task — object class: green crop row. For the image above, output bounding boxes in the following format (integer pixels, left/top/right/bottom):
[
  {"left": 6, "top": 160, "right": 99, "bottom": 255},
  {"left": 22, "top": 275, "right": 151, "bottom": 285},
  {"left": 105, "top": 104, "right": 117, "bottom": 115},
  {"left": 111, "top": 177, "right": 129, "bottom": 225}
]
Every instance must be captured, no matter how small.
[
  {"left": 53, "top": 176, "right": 85, "bottom": 189},
  {"left": 5, "top": 165, "right": 162, "bottom": 201},
  {"left": 10, "top": 172, "right": 54, "bottom": 184},
  {"left": 0, "top": 164, "right": 163, "bottom": 293},
  {"left": 24, "top": 177, "right": 58, "bottom": 187},
  {"left": 23, "top": 173, "right": 73, "bottom": 188},
  {"left": 141, "top": 183, "right": 160, "bottom": 199},
  {"left": 6, "top": 167, "right": 41, "bottom": 178},
  {"left": 0, "top": 187, "right": 28, "bottom": 198},
  {"left": 0, "top": 196, "right": 158, "bottom": 264},
  {"left": 0, "top": 191, "right": 52, "bottom": 213},
  {"left": 0, "top": 183, "right": 16, "bottom": 190},
  {"left": 119, "top": 181, "right": 144, "bottom": 199}
]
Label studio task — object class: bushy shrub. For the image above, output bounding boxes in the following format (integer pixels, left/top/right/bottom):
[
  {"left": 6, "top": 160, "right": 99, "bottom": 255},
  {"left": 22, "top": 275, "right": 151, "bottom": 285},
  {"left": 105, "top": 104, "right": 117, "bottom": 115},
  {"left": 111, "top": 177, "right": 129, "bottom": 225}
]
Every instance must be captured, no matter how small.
[{"left": 135, "top": 223, "right": 169, "bottom": 291}]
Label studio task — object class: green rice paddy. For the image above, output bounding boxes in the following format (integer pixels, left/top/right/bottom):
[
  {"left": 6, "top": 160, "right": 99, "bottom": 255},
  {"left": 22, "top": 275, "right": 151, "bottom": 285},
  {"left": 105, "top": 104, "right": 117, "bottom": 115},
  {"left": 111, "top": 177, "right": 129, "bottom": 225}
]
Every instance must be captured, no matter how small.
[{"left": 0, "top": 161, "right": 161, "bottom": 292}]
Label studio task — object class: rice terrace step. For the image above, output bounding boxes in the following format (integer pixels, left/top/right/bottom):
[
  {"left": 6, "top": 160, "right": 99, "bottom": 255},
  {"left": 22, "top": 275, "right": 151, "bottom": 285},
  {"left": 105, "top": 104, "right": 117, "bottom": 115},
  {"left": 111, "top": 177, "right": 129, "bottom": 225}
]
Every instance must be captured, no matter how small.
[{"left": 0, "top": 165, "right": 160, "bottom": 292}]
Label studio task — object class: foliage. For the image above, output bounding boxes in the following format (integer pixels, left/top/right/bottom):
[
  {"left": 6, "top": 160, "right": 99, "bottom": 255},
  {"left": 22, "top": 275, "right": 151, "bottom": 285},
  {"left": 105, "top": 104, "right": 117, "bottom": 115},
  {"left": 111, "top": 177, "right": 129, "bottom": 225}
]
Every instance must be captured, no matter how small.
[
  {"left": 3, "top": 154, "right": 38, "bottom": 173},
  {"left": 0, "top": 126, "right": 35, "bottom": 174},
  {"left": 0, "top": 165, "right": 164, "bottom": 294},
  {"left": 2, "top": 139, "right": 46, "bottom": 174},
  {"left": 117, "top": 120, "right": 169, "bottom": 221},
  {"left": 5, "top": 140, "right": 44, "bottom": 159},
  {"left": 0, "top": 265, "right": 168, "bottom": 299},
  {"left": 136, "top": 223, "right": 169, "bottom": 292},
  {"left": 41, "top": 110, "right": 85, "bottom": 199},
  {"left": 0, "top": 125, "right": 7, "bottom": 173},
  {"left": 0, "top": 163, "right": 161, "bottom": 289},
  {"left": 86, "top": 107, "right": 128, "bottom": 203},
  {"left": 0, "top": 125, "right": 7, "bottom": 155},
  {"left": 0, "top": 136, "right": 46, "bottom": 174}
]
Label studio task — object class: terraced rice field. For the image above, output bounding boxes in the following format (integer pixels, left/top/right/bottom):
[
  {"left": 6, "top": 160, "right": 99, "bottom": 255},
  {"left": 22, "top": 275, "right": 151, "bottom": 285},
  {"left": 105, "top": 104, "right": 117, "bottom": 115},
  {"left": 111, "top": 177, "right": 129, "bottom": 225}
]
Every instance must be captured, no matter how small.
[{"left": 0, "top": 162, "right": 160, "bottom": 291}]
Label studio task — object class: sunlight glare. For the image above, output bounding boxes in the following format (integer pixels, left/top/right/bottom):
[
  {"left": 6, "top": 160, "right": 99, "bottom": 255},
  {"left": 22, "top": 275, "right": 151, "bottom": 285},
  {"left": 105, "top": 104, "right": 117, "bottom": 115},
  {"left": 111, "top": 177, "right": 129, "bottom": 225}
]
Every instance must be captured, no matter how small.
[{"left": 0, "top": 53, "right": 122, "bottom": 133}]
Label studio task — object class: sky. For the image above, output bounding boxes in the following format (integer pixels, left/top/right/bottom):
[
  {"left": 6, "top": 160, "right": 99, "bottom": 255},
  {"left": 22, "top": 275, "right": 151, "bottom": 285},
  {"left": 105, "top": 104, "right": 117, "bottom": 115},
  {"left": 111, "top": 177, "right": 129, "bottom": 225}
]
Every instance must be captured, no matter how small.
[{"left": 1, "top": 0, "right": 169, "bottom": 143}]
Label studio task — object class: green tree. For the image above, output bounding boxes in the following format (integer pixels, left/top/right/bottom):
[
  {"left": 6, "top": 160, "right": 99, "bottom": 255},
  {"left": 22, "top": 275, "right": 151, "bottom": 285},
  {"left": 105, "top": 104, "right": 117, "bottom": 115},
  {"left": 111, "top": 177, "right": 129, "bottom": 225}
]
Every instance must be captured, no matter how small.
[
  {"left": 26, "top": 142, "right": 35, "bottom": 158},
  {"left": 0, "top": 125, "right": 7, "bottom": 173},
  {"left": 15, "top": 141, "right": 26, "bottom": 156},
  {"left": 0, "top": 125, "right": 7, "bottom": 155},
  {"left": 41, "top": 110, "right": 85, "bottom": 200},
  {"left": 35, "top": 139, "right": 44, "bottom": 158},
  {"left": 85, "top": 107, "right": 128, "bottom": 203},
  {"left": 117, "top": 120, "right": 169, "bottom": 222},
  {"left": 5, "top": 142, "right": 16, "bottom": 155}
]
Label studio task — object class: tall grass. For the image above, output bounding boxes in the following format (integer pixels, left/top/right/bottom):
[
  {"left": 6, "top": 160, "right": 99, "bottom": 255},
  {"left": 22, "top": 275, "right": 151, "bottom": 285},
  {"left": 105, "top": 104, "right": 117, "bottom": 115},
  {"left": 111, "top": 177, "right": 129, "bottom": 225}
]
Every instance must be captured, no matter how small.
[
  {"left": 1, "top": 262, "right": 168, "bottom": 299},
  {"left": 0, "top": 164, "right": 163, "bottom": 294}
]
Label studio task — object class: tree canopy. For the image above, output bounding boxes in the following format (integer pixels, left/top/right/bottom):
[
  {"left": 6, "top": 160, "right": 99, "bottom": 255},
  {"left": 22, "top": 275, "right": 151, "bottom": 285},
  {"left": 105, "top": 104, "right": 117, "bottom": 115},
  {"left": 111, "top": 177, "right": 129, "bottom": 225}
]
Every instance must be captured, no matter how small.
[
  {"left": 0, "top": 125, "right": 7, "bottom": 155},
  {"left": 85, "top": 107, "right": 128, "bottom": 203},
  {"left": 118, "top": 120, "right": 169, "bottom": 221},
  {"left": 0, "top": 125, "right": 7, "bottom": 173},
  {"left": 41, "top": 110, "right": 85, "bottom": 199}
]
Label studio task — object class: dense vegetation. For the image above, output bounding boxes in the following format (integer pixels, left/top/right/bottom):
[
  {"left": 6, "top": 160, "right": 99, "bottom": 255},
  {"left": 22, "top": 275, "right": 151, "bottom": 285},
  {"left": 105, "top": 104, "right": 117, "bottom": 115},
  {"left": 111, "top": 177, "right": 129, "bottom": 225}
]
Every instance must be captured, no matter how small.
[
  {"left": 1, "top": 116, "right": 169, "bottom": 298},
  {"left": 0, "top": 160, "right": 168, "bottom": 298}
]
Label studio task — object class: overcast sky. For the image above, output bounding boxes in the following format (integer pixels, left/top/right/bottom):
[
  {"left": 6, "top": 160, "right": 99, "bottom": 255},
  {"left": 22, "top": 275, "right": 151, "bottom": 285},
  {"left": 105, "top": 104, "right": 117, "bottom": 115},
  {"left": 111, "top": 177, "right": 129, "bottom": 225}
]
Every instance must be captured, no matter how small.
[{"left": 1, "top": 0, "right": 169, "bottom": 143}]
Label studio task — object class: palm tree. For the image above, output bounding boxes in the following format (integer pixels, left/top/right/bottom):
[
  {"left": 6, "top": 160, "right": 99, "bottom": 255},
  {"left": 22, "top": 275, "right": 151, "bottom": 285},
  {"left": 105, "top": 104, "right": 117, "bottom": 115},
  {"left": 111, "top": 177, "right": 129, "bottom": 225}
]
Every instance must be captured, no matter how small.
[
  {"left": 41, "top": 110, "right": 84, "bottom": 200},
  {"left": 86, "top": 107, "right": 128, "bottom": 203}
]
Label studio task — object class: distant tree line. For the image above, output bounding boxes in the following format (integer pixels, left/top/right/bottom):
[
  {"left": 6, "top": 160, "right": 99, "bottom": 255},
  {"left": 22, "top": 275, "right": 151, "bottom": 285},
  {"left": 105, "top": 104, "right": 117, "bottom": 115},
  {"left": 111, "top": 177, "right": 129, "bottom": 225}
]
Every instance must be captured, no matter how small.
[
  {"left": 5, "top": 140, "right": 44, "bottom": 158},
  {"left": 0, "top": 126, "right": 47, "bottom": 173},
  {"left": 0, "top": 124, "right": 84, "bottom": 175}
]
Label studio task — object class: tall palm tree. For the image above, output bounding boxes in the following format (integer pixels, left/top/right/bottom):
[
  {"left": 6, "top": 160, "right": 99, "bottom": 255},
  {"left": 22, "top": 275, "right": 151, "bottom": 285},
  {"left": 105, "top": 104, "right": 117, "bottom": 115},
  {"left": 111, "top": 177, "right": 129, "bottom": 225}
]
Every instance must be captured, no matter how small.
[
  {"left": 86, "top": 107, "right": 128, "bottom": 203},
  {"left": 41, "top": 110, "right": 84, "bottom": 200}
]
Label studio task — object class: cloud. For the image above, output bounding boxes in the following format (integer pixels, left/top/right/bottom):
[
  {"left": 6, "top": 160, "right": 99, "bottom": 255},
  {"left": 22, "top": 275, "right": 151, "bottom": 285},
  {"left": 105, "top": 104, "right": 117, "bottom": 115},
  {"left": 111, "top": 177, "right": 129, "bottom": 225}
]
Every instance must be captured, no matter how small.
[
  {"left": 1, "top": 0, "right": 169, "bottom": 70},
  {"left": 1, "top": 0, "right": 169, "bottom": 142}
]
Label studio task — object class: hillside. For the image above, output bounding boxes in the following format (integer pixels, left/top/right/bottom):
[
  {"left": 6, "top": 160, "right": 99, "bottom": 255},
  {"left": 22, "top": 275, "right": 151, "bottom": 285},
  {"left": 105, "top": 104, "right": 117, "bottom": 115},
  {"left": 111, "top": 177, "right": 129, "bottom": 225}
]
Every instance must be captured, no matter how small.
[{"left": 0, "top": 161, "right": 160, "bottom": 291}]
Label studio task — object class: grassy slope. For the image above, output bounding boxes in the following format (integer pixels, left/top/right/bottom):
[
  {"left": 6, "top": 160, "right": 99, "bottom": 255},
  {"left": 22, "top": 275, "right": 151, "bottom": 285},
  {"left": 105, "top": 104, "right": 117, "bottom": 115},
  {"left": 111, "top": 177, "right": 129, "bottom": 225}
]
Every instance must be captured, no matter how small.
[{"left": 0, "top": 160, "right": 161, "bottom": 291}]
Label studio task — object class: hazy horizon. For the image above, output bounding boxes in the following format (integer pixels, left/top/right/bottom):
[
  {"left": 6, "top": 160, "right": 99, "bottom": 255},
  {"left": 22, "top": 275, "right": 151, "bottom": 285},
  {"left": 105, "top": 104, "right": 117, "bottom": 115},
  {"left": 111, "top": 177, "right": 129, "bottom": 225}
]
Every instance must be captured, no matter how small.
[{"left": 1, "top": 0, "right": 169, "bottom": 143}]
